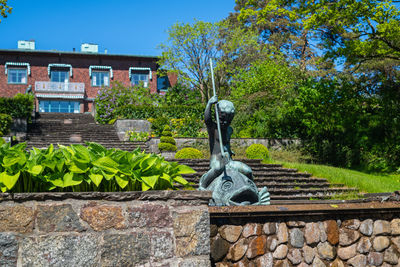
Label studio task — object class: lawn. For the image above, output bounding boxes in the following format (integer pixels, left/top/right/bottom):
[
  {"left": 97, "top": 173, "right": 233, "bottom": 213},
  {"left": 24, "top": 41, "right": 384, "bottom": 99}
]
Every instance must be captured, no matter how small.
[{"left": 272, "top": 161, "right": 400, "bottom": 194}]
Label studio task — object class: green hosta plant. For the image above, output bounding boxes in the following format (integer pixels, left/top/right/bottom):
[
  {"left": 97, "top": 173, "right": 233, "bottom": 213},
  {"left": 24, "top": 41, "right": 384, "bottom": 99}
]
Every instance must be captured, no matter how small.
[{"left": 0, "top": 142, "right": 194, "bottom": 193}]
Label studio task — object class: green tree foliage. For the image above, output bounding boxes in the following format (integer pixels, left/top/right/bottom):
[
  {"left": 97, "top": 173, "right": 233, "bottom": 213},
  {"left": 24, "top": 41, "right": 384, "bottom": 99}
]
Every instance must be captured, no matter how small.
[
  {"left": 237, "top": 0, "right": 400, "bottom": 69},
  {"left": 229, "top": 56, "right": 299, "bottom": 138},
  {"left": 158, "top": 21, "right": 219, "bottom": 102},
  {"left": 158, "top": 19, "right": 268, "bottom": 102},
  {"left": 0, "top": 0, "right": 12, "bottom": 23}
]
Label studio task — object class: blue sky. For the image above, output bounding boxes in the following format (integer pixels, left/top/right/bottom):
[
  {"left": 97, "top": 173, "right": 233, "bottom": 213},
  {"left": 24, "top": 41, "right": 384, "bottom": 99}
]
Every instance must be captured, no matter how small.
[{"left": 0, "top": 0, "right": 235, "bottom": 56}]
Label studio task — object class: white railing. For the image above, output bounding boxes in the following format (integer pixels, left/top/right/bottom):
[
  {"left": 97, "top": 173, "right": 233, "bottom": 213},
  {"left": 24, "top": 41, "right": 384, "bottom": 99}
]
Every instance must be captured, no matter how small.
[{"left": 35, "top": 81, "right": 85, "bottom": 93}]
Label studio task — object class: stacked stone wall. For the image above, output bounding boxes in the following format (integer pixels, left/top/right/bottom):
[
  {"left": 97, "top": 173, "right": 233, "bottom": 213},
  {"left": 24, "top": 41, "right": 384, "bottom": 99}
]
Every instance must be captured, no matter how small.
[
  {"left": 210, "top": 202, "right": 400, "bottom": 267},
  {"left": 0, "top": 191, "right": 211, "bottom": 267}
]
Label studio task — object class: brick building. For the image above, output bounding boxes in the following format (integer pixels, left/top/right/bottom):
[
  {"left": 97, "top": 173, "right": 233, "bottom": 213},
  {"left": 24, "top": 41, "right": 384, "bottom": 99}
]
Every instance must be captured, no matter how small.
[{"left": 0, "top": 41, "right": 176, "bottom": 113}]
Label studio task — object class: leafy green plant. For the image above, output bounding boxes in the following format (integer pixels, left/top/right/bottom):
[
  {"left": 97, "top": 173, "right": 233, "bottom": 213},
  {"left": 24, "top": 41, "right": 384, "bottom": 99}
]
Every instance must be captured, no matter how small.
[
  {"left": 0, "top": 93, "right": 34, "bottom": 120},
  {"left": 160, "top": 136, "right": 176, "bottom": 145},
  {"left": 117, "top": 105, "right": 204, "bottom": 121},
  {"left": 245, "top": 144, "right": 270, "bottom": 160},
  {"left": 175, "top": 147, "right": 203, "bottom": 159},
  {"left": 126, "top": 131, "right": 150, "bottom": 142},
  {"left": 150, "top": 116, "right": 170, "bottom": 136},
  {"left": 0, "top": 142, "right": 194, "bottom": 193},
  {"left": 170, "top": 117, "right": 204, "bottom": 137},
  {"left": 0, "top": 113, "right": 12, "bottom": 136},
  {"left": 158, "top": 126, "right": 177, "bottom": 152},
  {"left": 95, "top": 81, "right": 162, "bottom": 124}
]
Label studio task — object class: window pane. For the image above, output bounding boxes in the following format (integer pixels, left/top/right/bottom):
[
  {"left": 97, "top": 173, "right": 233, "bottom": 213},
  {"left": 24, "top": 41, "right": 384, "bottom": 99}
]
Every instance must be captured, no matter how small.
[
  {"left": 51, "top": 71, "right": 69, "bottom": 82},
  {"left": 8, "top": 68, "right": 27, "bottom": 84},
  {"left": 92, "top": 71, "right": 109, "bottom": 86},
  {"left": 131, "top": 73, "right": 149, "bottom": 87}
]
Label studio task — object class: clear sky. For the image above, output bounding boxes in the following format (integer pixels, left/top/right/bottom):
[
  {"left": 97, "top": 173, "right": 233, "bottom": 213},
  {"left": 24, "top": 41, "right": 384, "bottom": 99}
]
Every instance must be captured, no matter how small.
[{"left": 0, "top": 0, "right": 235, "bottom": 56}]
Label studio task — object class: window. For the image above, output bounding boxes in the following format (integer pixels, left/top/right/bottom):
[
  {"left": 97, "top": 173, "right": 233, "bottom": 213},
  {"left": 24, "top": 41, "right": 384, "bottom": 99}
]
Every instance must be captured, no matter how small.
[
  {"left": 92, "top": 71, "right": 110, "bottom": 87},
  {"left": 129, "top": 67, "right": 152, "bottom": 88},
  {"left": 5, "top": 62, "right": 30, "bottom": 84},
  {"left": 131, "top": 73, "right": 149, "bottom": 87},
  {"left": 39, "top": 100, "right": 80, "bottom": 113},
  {"left": 51, "top": 70, "right": 69, "bottom": 83},
  {"left": 157, "top": 76, "right": 170, "bottom": 92},
  {"left": 8, "top": 68, "right": 27, "bottom": 84},
  {"left": 89, "top": 66, "right": 112, "bottom": 87}
]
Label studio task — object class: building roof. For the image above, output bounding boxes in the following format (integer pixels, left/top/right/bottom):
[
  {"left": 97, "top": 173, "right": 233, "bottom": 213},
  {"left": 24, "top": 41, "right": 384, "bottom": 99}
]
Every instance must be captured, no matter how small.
[{"left": 0, "top": 48, "right": 159, "bottom": 60}]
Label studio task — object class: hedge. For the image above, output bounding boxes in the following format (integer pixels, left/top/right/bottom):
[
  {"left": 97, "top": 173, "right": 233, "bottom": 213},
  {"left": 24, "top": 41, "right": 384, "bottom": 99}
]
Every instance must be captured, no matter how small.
[
  {"left": 115, "top": 104, "right": 204, "bottom": 120},
  {"left": 0, "top": 94, "right": 34, "bottom": 119}
]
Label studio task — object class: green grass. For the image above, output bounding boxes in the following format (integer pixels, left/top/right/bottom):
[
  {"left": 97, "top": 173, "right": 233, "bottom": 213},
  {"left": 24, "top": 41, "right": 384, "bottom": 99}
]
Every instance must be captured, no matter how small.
[{"left": 270, "top": 161, "right": 400, "bottom": 194}]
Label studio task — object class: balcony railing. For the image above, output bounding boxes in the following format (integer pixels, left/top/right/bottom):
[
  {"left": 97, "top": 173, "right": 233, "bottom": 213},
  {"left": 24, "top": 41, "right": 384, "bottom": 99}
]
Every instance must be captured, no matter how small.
[{"left": 35, "top": 81, "right": 85, "bottom": 93}]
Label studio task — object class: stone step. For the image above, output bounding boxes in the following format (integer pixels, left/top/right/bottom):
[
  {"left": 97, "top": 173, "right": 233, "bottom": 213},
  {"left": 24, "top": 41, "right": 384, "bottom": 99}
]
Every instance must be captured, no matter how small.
[
  {"left": 172, "top": 159, "right": 278, "bottom": 166},
  {"left": 184, "top": 180, "right": 334, "bottom": 188},
  {"left": 183, "top": 175, "right": 329, "bottom": 184},
  {"left": 186, "top": 170, "right": 311, "bottom": 178}
]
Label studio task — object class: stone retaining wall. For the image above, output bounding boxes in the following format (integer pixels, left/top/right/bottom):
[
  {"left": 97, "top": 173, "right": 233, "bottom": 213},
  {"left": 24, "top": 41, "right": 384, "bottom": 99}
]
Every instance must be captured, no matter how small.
[
  {"left": 147, "top": 138, "right": 301, "bottom": 154},
  {"left": 0, "top": 191, "right": 211, "bottom": 267},
  {"left": 210, "top": 201, "right": 400, "bottom": 267}
]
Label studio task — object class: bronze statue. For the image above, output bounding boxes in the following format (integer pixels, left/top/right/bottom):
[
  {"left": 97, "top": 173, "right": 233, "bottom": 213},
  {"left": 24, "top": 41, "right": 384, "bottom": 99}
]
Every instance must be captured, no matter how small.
[{"left": 198, "top": 96, "right": 270, "bottom": 206}]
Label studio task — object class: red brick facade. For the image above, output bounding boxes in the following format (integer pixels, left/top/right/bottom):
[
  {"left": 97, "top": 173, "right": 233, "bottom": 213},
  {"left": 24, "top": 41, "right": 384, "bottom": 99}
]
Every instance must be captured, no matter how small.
[{"left": 0, "top": 49, "right": 173, "bottom": 113}]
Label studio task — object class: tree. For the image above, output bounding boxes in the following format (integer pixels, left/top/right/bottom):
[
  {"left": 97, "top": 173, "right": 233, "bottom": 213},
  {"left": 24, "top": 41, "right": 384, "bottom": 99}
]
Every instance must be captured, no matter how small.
[
  {"left": 158, "top": 19, "right": 269, "bottom": 102},
  {"left": 0, "top": 0, "right": 12, "bottom": 23},
  {"left": 237, "top": 0, "right": 400, "bottom": 70},
  {"left": 158, "top": 21, "right": 219, "bottom": 103}
]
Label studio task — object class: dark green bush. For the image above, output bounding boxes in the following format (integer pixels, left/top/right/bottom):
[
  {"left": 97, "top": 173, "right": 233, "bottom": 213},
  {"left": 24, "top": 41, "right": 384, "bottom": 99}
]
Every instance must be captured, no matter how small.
[
  {"left": 160, "top": 136, "right": 176, "bottom": 145},
  {"left": 158, "top": 143, "right": 177, "bottom": 152},
  {"left": 245, "top": 144, "right": 270, "bottom": 160},
  {"left": 151, "top": 116, "right": 169, "bottom": 136},
  {"left": 158, "top": 125, "right": 177, "bottom": 152},
  {"left": 0, "top": 94, "right": 34, "bottom": 120},
  {"left": 175, "top": 147, "right": 203, "bottom": 159},
  {"left": 116, "top": 104, "right": 204, "bottom": 121},
  {"left": 0, "top": 114, "right": 12, "bottom": 136},
  {"left": 161, "top": 125, "right": 173, "bottom": 137}
]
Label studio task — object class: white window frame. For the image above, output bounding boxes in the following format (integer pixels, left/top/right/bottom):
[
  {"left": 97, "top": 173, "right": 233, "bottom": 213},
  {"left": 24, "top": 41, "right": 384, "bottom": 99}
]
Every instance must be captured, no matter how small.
[
  {"left": 48, "top": 63, "right": 73, "bottom": 77},
  {"left": 5, "top": 62, "right": 30, "bottom": 84},
  {"left": 129, "top": 67, "right": 152, "bottom": 87},
  {"left": 89, "top": 65, "right": 113, "bottom": 87}
]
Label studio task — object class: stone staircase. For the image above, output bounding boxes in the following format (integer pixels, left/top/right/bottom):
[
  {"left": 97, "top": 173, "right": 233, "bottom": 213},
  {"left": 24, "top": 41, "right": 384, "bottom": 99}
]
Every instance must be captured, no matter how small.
[
  {"left": 173, "top": 159, "right": 359, "bottom": 201},
  {"left": 26, "top": 113, "right": 148, "bottom": 152},
  {"left": 25, "top": 113, "right": 359, "bottom": 201}
]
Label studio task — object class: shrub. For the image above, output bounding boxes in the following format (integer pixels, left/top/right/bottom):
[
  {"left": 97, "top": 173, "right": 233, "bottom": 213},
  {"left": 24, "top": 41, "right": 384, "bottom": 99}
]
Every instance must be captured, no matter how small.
[
  {"left": 95, "top": 81, "right": 161, "bottom": 124},
  {"left": 0, "top": 94, "right": 34, "bottom": 120},
  {"left": 170, "top": 117, "right": 204, "bottom": 137},
  {"left": 158, "top": 143, "right": 177, "bottom": 152},
  {"left": 126, "top": 131, "right": 150, "bottom": 142},
  {"left": 245, "top": 144, "right": 270, "bottom": 160},
  {"left": 0, "top": 114, "right": 12, "bottom": 136},
  {"left": 161, "top": 125, "right": 173, "bottom": 137},
  {"left": 158, "top": 125, "right": 177, "bottom": 152},
  {"left": 0, "top": 142, "right": 194, "bottom": 193},
  {"left": 160, "top": 136, "right": 176, "bottom": 145},
  {"left": 151, "top": 116, "right": 169, "bottom": 136},
  {"left": 175, "top": 147, "right": 203, "bottom": 159}
]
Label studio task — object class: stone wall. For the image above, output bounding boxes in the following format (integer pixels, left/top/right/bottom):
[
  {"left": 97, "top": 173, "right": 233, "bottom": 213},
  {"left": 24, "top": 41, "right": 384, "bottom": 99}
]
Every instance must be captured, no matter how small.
[
  {"left": 210, "top": 201, "right": 400, "bottom": 267},
  {"left": 147, "top": 138, "right": 301, "bottom": 154},
  {"left": 0, "top": 191, "right": 211, "bottom": 267},
  {"left": 114, "top": 119, "right": 152, "bottom": 141}
]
